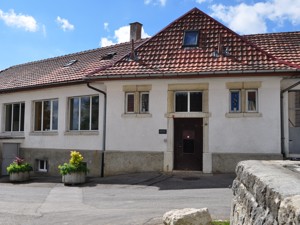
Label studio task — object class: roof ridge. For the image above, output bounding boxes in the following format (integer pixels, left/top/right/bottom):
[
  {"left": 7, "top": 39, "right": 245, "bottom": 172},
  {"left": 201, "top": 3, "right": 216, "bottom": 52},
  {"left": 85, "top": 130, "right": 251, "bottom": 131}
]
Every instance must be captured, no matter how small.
[
  {"left": 4, "top": 40, "right": 146, "bottom": 71},
  {"left": 190, "top": 8, "right": 300, "bottom": 70},
  {"left": 244, "top": 31, "right": 300, "bottom": 36},
  {"left": 138, "top": 7, "right": 300, "bottom": 71}
]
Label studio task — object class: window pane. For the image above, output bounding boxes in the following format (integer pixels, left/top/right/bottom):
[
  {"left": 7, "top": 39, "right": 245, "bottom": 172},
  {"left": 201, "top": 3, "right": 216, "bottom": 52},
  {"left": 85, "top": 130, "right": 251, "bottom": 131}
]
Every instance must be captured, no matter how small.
[
  {"left": 140, "top": 93, "right": 149, "bottom": 113},
  {"left": 183, "top": 31, "right": 199, "bottom": 46},
  {"left": 5, "top": 105, "right": 12, "bottom": 131},
  {"left": 247, "top": 90, "right": 257, "bottom": 112},
  {"left": 12, "top": 104, "right": 20, "bottom": 131},
  {"left": 80, "top": 96, "right": 90, "bottom": 130},
  {"left": 91, "top": 96, "right": 99, "bottom": 130},
  {"left": 52, "top": 100, "right": 58, "bottom": 130},
  {"left": 126, "top": 93, "right": 135, "bottom": 113},
  {"left": 20, "top": 103, "right": 25, "bottom": 131},
  {"left": 43, "top": 101, "right": 51, "bottom": 131},
  {"left": 190, "top": 92, "right": 202, "bottom": 112},
  {"left": 230, "top": 91, "right": 240, "bottom": 112},
  {"left": 35, "top": 102, "right": 42, "bottom": 131},
  {"left": 175, "top": 92, "right": 188, "bottom": 112},
  {"left": 70, "top": 98, "right": 79, "bottom": 130}
]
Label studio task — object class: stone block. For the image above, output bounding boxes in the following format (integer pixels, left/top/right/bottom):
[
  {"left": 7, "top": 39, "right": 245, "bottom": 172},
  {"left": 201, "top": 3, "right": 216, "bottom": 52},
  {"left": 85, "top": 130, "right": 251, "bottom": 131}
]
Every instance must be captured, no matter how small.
[
  {"left": 163, "top": 208, "right": 212, "bottom": 225},
  {"left": 231, "top": 160, "right": 300, "bottom": 225}
]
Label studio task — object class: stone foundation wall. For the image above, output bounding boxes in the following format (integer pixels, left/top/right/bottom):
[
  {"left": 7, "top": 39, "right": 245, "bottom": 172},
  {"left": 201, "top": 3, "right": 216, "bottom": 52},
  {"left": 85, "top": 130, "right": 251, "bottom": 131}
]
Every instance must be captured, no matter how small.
[
  {"left": 104, "top": 151, "right": 164, "bottom": 176},
  {"left": 21, "top": 148, "right": 103, "bottom": 177},
  {"left": 231, "top": 160, "right": 300, "bottom": 225},
  {"left": 212, "top": 153, "right": 282, "bottom": 173}
]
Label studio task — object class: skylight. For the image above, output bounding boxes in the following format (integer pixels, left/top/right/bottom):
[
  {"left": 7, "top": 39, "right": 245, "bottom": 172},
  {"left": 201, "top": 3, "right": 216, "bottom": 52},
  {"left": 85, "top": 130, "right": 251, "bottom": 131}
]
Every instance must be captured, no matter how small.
[
  {"left": 183, "top": 30, "right": 199, "bottom": 47},
  {"left": 101, "top": 52, "right": 117, "bottom": 60},
  {"left": 63, "top": 59, "right": 78, "bottom": 67}
]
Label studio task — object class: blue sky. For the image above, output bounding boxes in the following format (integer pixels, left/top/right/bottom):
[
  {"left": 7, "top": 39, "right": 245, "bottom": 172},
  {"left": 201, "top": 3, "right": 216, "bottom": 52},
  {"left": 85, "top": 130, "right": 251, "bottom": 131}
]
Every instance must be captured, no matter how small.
[{"left": 0, "top": 0, "right": 300, "bottom": 71}]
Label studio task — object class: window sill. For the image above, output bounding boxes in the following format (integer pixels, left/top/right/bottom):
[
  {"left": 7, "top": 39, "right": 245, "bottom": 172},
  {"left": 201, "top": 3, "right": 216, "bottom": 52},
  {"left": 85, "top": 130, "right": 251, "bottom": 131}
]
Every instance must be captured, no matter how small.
[
  {"left": 64, "top": 131, "right": 99, "bottom": 136},
  {"left": 30, "top": 131, "right": 58, "bottom": 136},
  {"left": 225, "top": 112, "right": 262, "bottom": 118},
  {"left": 122, "top": 113, "right": 152, "bottom": 118},
  {"left": 0, "top": 132, "right": 25, "bottom": 139},
  {"left": 165, "top": 112, "right": 211, "bottom": 118}
]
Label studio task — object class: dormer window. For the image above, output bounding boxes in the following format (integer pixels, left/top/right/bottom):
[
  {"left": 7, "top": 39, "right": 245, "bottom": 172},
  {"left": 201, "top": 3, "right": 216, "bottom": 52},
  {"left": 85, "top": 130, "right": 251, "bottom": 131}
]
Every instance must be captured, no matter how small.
[{"left": 183, "top": 30, "right": 199, "bottom": 47}]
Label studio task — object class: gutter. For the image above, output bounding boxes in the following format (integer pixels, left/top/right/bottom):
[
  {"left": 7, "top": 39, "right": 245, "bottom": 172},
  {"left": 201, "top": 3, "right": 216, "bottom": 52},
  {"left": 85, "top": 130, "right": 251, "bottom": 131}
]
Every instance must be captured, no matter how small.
[
  {"left": 84, "top": 68, "right": 300, "bottom": 81},
  {"left": 280, "top": 79, "right": 300, "bottom": 158},
  {"left": 86, "top": 82, "right": 106, "bottom": 177}
]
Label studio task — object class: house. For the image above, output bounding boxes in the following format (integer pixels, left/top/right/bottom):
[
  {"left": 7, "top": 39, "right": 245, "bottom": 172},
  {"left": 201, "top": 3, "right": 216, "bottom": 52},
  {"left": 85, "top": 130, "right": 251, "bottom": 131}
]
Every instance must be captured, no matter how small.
[{"left": 0, "top": 8, "right": 299, "bottom": 177}]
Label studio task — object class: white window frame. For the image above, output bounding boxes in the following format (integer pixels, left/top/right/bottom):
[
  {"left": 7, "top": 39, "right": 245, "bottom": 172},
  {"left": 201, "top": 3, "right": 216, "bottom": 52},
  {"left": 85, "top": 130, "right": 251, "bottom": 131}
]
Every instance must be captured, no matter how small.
[
  {"left": 69, "top": 95, "right": 99, "bottom": 131},
  {"left": 37, "top": 159, "right": 48, "bottom": 172},
  {"left": 4, "top": 102, "right": 25, "bottom": 132},
  {"left": 229, "top": 90, "right": 241, "bottom": 113},
  {"left": 174, "top": 91, "right": 202, "bottom": 112},
  {"left": 246, "top": 89, "right": 258, "bottom": 112},
  {"left": 125, "top": 93, "right": 135, "bottom": 113},
  {"left": 34, "top": 99, "right": 58, "bottom": 131},
  {"left": 139, "top": 92, "right": 149, "bottom": 113}
]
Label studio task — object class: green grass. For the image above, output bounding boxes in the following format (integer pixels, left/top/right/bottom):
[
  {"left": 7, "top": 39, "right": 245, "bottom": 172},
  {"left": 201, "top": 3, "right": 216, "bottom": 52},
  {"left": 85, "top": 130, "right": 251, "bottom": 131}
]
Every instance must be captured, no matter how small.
[{"left": 212, "top": 221, "right": 230, "bottom": 225}]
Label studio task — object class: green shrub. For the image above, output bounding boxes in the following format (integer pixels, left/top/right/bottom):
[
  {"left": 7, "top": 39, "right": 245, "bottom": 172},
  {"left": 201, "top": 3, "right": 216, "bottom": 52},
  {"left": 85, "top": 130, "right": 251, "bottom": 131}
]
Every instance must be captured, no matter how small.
[
  {"left": 58, "top": 151, "right": 89, "bottom": 175},
  {"left": 6, "top": 157, "right": 33, "bottom": 174}
]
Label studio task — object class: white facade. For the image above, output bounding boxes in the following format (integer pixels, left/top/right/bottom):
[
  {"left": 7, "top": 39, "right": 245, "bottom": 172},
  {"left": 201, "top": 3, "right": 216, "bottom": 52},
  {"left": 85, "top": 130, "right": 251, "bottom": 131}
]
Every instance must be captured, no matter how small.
[
  {"left": 101, "top": 76, "right": 282, "bottom": 172},
  {"left": 0, "top": 84, "right": 105, "bottom": 151},
  {"left": 0, "top": 75, "right": 283, "bottom": 174}
]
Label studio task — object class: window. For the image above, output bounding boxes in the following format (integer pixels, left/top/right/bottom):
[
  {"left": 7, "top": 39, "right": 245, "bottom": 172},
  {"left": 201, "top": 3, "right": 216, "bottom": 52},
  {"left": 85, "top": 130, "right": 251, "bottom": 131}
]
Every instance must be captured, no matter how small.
[
  {"left": 230, "top": 90, "right": 241, "bottom": 112},
  {"left": 37, "top": 159, "right": 48, "bottom": 172},
  {"left": 246, "top": 90, "right": 257, "bottom": 112},
  {"left": 183, "top": 30, "right": 199, "bottom": 47},
  {"left": 175, "top": 91, "right": 202, "bottom": 112},
  {"left": 125, "top": 92, "right": 150, "bottom": 114},
  {"left": 229, "top": 89, "right": 258, "bottom": 113},
  {"left": 123, "top": 85, "right": 151, "bottom": 115},
  {"left": 140, "top": 92, "right": 149, "bottom": 113},
  {"left": 69, "top": 95, "right": 99, "bottom": 131},
  {"left": 5, "top": 102, "right": 25, "bottom": 132},
  {"left": 34, "top": 99, "right": 58, "bottom": 131},
  {"left": 125, "top": 93, "right": 135, "bottom": 113},
  {"left": 226, "top": 82, "right": 261, "bottom": 116}
]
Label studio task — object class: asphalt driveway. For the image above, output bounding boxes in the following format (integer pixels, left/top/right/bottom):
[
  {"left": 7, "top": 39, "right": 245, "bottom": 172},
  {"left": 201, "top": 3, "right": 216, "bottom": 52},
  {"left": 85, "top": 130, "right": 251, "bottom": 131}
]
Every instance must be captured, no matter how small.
[{"left": 0, "top": 172, "right": 235, "bottom": 225}]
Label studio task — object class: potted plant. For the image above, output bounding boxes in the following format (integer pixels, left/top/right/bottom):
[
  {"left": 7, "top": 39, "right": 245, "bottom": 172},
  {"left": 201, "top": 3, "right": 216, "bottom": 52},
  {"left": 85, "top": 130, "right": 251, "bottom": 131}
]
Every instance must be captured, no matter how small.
[
  {"left": 58, "top": 151, "right": 89, "bottom": 185},
  {"left": 6, "top": 157, "right": 33, "bottom": 182}
]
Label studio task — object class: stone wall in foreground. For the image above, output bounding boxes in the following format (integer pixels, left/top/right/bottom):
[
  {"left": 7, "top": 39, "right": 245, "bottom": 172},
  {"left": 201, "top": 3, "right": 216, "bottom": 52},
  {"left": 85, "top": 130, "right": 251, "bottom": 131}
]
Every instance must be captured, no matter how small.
[{"left": 231, "top": 160, "right": 300, "bottom": 225}]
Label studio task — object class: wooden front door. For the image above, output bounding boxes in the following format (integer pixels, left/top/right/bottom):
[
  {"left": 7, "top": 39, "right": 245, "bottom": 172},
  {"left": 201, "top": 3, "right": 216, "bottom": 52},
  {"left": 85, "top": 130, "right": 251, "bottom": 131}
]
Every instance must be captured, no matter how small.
[{"left": 174, "top": 118, "right": 203, "bottom": 171}]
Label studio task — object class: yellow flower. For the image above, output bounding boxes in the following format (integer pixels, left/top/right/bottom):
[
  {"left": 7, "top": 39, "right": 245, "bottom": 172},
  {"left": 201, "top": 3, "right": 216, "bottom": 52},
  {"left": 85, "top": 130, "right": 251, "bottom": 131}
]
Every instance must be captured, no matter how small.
[{"left": 69, "top": 151, "right": 84, "bottom": 166}]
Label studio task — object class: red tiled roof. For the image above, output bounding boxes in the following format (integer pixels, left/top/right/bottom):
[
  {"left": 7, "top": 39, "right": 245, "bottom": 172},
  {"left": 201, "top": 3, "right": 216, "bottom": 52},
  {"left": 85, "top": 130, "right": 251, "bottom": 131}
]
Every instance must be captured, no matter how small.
[
  {"left": 0, "top": 39, "right": 147, "bottom": 92},
  {"left": 244, "top": 32, "right": 300, "bottom": 66},
  {"left": 0, "top": 7, "right": 299, "bottom": 92},
  {"left": 88, "top": 8, "right": 300, "bottom": 79}
]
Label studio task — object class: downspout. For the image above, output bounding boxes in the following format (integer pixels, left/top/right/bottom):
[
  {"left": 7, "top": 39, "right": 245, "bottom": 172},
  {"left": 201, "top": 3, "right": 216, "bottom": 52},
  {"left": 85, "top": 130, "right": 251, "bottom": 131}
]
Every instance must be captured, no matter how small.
[
  {"left": 86, "top": 82, "right": 106, "bottom": 177},
  {"left": 280, "top": 80, "right": 300, "bottom": 158}
]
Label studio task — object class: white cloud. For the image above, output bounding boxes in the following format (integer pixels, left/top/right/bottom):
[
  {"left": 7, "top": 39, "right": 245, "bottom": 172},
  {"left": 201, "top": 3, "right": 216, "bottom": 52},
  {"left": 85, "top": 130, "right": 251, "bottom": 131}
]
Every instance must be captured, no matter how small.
[
  {"left": 0, "top": 9, "right": 38, "bottom": 32},
  {"left": 210, "top": 0, "right": 300, "bottom": 34},
  {"left": 196, "top": 0, "right": 212, "bottom": 4},
  {"left": 100, "top": 37, "right": 115, "bottom": 47},
  {"left": 104, "top": 22, "right": 109, "bottom": 31},
  {"left": 144, "top": 0, "right": 167, "bottom": 7},
  {"left": 56, "top": 16, "right": 74, "bottom": 31},
  {"left": 100, "top": 25, "right": 151, "bottom": 47}
]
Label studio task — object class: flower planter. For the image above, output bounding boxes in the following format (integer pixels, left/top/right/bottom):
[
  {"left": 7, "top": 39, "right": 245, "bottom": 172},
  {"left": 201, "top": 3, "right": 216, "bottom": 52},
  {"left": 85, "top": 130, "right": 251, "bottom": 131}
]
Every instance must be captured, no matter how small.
[
  {"left": 62, "top": 172, "right": 86, "bottom": 185},
  {"left": 9, "top": 171, "right": 30, "bottom": 182}
]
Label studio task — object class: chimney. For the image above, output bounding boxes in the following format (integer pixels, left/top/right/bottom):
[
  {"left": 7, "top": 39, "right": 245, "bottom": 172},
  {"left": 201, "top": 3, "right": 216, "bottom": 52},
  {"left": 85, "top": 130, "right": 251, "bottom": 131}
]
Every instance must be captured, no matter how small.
[{"left": 130, "top": 22, "right": 142, "bottom": 41}]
